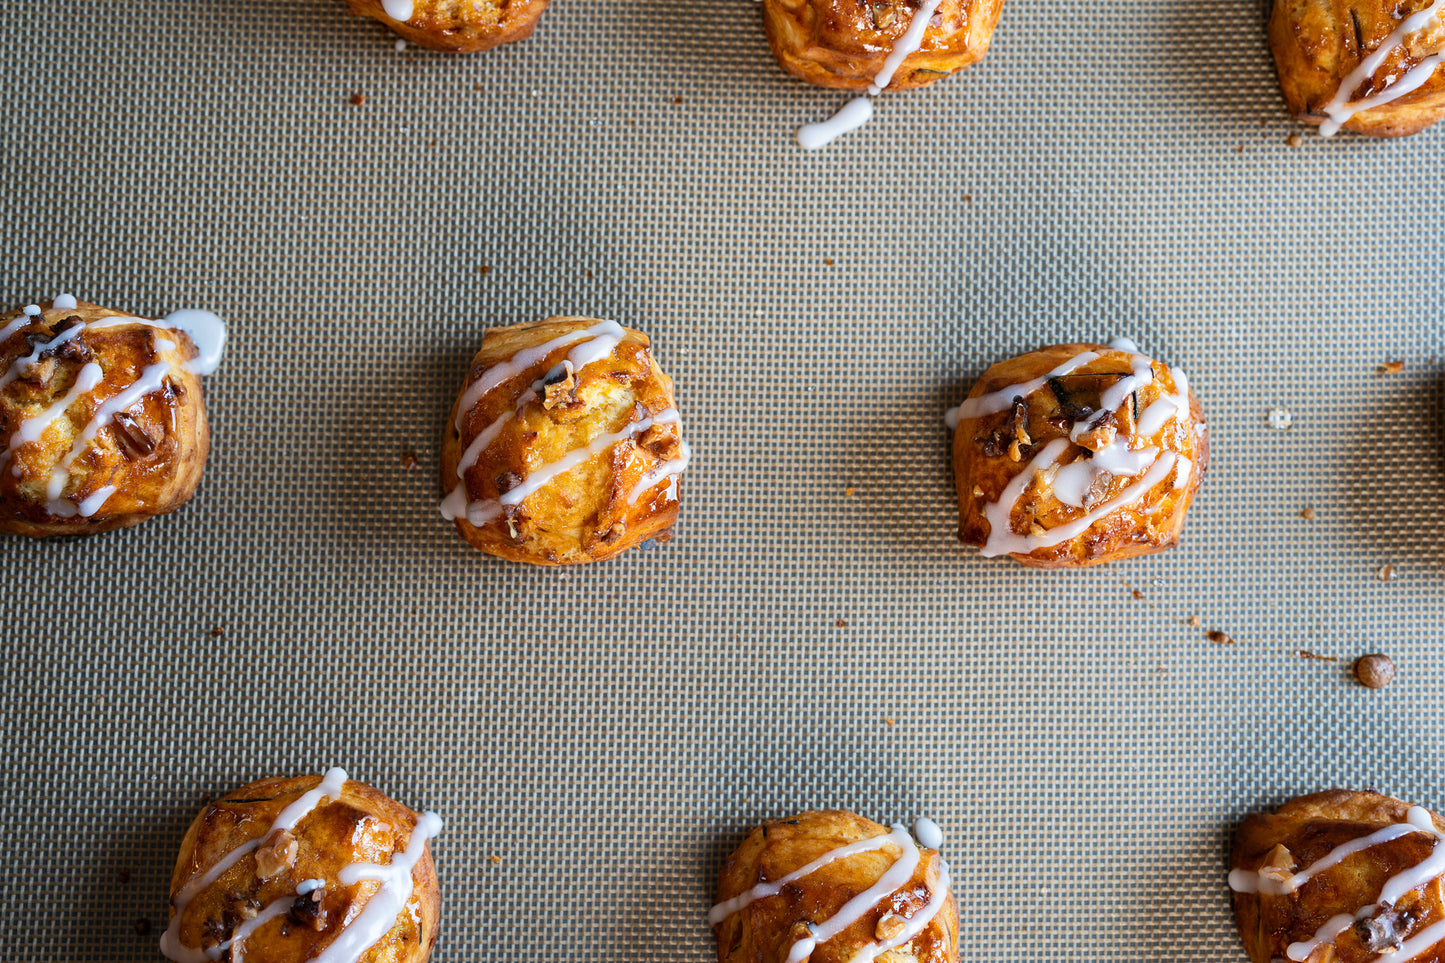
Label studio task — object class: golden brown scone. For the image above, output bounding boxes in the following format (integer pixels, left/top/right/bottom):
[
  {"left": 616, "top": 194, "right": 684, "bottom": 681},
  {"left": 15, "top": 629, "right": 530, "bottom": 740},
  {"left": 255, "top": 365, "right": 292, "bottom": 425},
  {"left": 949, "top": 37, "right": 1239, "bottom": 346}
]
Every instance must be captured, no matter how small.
[
  {"left": 162, "top": 768, "right": 442, "bottom": 963},
  {"left": 1230, "top": 790, "right": 1445, "bottom": 963},
  {"left": 0, "top": 297, "right": 223, "bottom": 538},
  {"left": 1270, "top": 0, "right": 1445, "bottom": 137},
  {"left": 440, "top": 316, "right": 690, "bottom": 565},
  {"left": 347, "top": 0, "right": 550, "bottom": 53},
  {"left": 712, "top": 811, "right": 958, "bottom": 963},
  {"left": 949, "top": 340, "right": 1207, "bottom": 568},
  {"left": 762, "top": 0, "right": 1005, "bottom": 91}
]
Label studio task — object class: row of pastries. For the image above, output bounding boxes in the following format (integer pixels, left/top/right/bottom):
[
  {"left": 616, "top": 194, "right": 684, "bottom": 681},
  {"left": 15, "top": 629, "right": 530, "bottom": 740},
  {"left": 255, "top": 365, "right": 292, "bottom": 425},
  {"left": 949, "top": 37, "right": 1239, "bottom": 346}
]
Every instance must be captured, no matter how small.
[
  {"left": 156, "top": 768, "right": 1445, "bottom": 963},
  {"left": 349, "top": 0, "right": 1445, "bottom": 141},
  {"left": 0, "top": 298, "right": 1210, "bottom": 569}
]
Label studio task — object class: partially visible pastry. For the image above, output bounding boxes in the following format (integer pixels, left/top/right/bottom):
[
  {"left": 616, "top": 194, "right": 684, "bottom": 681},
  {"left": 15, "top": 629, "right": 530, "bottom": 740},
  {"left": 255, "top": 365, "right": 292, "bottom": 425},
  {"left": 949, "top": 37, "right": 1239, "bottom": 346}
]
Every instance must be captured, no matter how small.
[
  {"left": 0, "top": 295, "right": 225, "bottom": 538},
  {"left": 440, "top": 316, "right": 691, "bottom": 565},
  {"left": 711, "top": 810, "right": 957, "bottom": 963},
  {"left": 763, "top": 0, "right": 1006, "bottom": 91},
  {"left": 161, "top": 768, "right": 443, "bottom": 963},
  {"left": 1270, "top": 0, "right": 1445, "bottom": 137},
  {"left": 347, "top": 0, "right": 550, "bottom": 53},
  {"left": 948, "top": 339, "right": 1207, "bottom": 568},
  {"left": 1230, "top": 790, "right": 1445, "bottom": 963}
]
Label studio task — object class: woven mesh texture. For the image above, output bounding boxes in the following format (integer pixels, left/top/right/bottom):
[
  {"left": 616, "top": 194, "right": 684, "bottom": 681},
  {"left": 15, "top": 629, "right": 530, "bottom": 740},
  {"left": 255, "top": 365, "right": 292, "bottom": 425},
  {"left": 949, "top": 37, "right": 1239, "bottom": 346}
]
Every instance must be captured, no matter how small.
[{"left": 3, "top": 0, "right": 1444, "bottom": 960}]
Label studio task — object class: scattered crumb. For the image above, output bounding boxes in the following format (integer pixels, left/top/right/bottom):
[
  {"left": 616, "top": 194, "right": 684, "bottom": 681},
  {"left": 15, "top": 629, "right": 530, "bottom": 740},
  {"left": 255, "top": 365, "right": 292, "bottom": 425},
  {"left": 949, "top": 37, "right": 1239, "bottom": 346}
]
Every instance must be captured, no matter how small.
[
  {"left": 1207, "top": 630, "right": 1235, "bottom": 646},
  {"left": 1377, "top": 564, "right": 1396, "bottom": 582},
  {"left": 1378, "top": 360, "right": 1405, "bottom": 375},
  {"left": 1286, "top": 133, "right": 1304, "bottom": 148},
  {"left": 1268, "top": 407, "right": 1293, "bottom": 430},
  {"left": 1354, "top": 653, "right": 1395, "bottom": 689},
  {"left": 884, "top": 718, "right": 896, "bottom": 726},
  {"left": 488, "top": 855, "right": 503, "bottom": 865},
  {"left": 399, "top": 450, "right": 418, "bottom": 471},
  {"left": 118, "top": 868, "right": 131, "bottom": 885},
  {"left": 962, "top": 194, "right": 972, "bottom": 202},
  {"left": 474, "top": 84, "right": 482, "bottom": 91},
  {"left": 209, "top": 627, "right": 224, "bottom": 638},
  {"left": 585, "top": 269, "right": 594, "bottom": 279},
  {"left": 1295, "top": 649, "right": 1339, "bottom": 662},
  {"left": 843, "top": 487, "right": 856, "bottom": 497},
  {"left": 672, "top": 96, "right": 683, "bottom": 105},
  {"left": 835, "top": 618, "right": 847, "bottom": 628},
  {"left": 1235, "top": 144, "right": 1245, "bottom": 153},
  {"left": 1130, "top": 589, "right": 1145, "bottom": 600},
  {"left": 1187, "top": 615, "right": 1201, "bottom": 628},
  {"left": 1156, "top": 666, "right": 1167, "bottom": 674},
  {"left": 134, "top": 918, "right": 151, "bottom": 936},
  {"left": 1300, "top": 507, "right": 1316, "bottom": 520},
  {"left": 478, "top": 265, "right": 491, "bottom": 275},
  {"left": 350, "top": 93, "right": 366, "bottom": 106},
  {"left": 824, "top": 258, "right": 834, "bottom": 266}
]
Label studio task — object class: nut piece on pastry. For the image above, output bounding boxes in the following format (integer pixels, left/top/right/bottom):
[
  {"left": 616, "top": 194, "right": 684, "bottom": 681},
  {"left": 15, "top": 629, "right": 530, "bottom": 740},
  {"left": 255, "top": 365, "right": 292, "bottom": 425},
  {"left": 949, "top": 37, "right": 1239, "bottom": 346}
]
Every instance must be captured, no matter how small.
[
  {"left": 161, "top": 768, "right": 443, "bottom": 963},
  {"left": 947, "top": 339, "right": 1207, "bottom": 568},
  {"left": 440, "top": 316, "right": 691, "bottom": 565},
  {"left": 1269, "top": 0, "right": 1445, "bottom": 137},
  {"left": 711, "top": 811, "right": 958, "bottom": 963},
  {"left": 0, "top": 295, "right": 225, "bottom": 538},
  {"left": 347, "top": 0, "right": 550, "bottom": 53},
  {"left": 763, "top": 0, "right": 1006, "bottom": 92},
  {"left": 1229, "top": 789, "right": 1445, "bottom": 963}
]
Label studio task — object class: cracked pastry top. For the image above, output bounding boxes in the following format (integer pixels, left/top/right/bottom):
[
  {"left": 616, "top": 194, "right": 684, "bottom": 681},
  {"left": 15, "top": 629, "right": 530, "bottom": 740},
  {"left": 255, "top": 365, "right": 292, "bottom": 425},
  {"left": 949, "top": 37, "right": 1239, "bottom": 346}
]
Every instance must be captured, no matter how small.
[
  {"left": 1230, "top": 789, "right": 1445, "bottom": 963},
  {"left": 711, "top": 810, "right": 958, "bottom": 963},
  {"left": 162, "top": 768, "right": 442, "bottom": 963},
  {"left": 762, "top": 0, "right": 1006, "bottom": 91},
  {"left": 1270, "top": 0, "right": 1445, "bottom": 137},
  {"left": 0, "top": 295, "right": 225, "bottom": 538},
  {"left": 347, "top": 0, "right": 550, "bottom": 53},
  {"left": 947, "top": 339, "right": 1207, "bottom": 568},
  {"left": 440, "top": 316, "right": 691, "bottom": 565}
]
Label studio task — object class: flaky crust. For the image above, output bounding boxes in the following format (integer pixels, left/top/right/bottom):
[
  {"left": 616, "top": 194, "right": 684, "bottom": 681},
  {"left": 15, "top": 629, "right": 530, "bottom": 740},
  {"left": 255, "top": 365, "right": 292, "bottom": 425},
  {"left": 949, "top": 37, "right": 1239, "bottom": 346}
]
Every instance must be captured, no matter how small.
[
  {"left": 951, "top": 343, "right": 1207, "bottom": 569},
  {"left": 347, "top": 0, "right": 550, "bottom": 53},
  {"left": 1270, "top": 0, "right": 1445, "bottom": 137},
  {"left": 168, "top": 774, "right": 441, "bottom": 963},
  {"left": 0, "top": 299, "right": 209, "bottom": 538},
  {"left": 714, "top": 810, "right": 959, "bottom": 963},
  {"left": 440, "top": 316, "right": 685, "bottom": 565},
  {"left": 762, "top": 0, "right": 1005, "bottom": 91},
  {"left": 1232, "top": 790, "right": 1445, "bottom": 963}
]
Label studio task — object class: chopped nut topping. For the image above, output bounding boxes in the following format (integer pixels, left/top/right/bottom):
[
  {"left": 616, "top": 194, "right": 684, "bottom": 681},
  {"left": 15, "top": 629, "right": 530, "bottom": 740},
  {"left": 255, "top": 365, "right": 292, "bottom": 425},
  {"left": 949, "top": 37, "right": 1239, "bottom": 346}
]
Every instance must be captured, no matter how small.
[
  {"left": 875, "top": 913, "right": 906, "bottom": 941},
  {"left": 638, "top": 422, "right": 680, "bottom": 460},
  {"left": 495, "top": 471, "right": 524, "bottom": 495},
  {"left": 254, "top": 830, "right": 297, "bottom": 880},
  {"left": 112, "top": 412, "right": 158, "bottom": 458},
  {"left": 542, "top": 361, "right": 577, "bottom": 410},
  {"left": 290, "top": 890, "right": 328, "bottom": 931},
  {"left": 1073, "top": 418, "right": 1117, "bottom": 453}
]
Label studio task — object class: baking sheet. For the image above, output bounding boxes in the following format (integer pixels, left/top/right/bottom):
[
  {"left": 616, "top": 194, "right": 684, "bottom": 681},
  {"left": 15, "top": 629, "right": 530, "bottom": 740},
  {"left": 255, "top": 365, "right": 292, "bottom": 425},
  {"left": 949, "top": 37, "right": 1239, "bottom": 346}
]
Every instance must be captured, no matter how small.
[{"left": 3, "top": 0, "right": 1445, "bottom": 960}]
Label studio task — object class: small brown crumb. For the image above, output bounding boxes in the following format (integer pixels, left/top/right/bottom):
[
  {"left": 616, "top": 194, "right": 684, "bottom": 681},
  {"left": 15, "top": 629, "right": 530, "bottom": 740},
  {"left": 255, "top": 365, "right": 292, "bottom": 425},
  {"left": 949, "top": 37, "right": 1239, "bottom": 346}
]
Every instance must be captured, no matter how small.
[
  {"left": 884, "top": 718, "right": 896, "bottom": 726},
  {"left": 208, "top": 626, "right": 224, "bottom": 638},
  {"left": 1130, "top": 589, "right": 1145, "bottom": 600},
  {"left": 844, "top": 487, "right": 856, "bottom": 497},
  {"left": 1286, "top": 133, "right": 1303, "bottom": 147},
  {"left": 585, "top": 269, "right": 594, "bottom": 279},
  {"left": 118, "top": 868, "right": 131, "bottom": 884},
  {"left": 1187, "top": 615, "right": 1202, "bottom": 628},
  {"left": 1354, "top": 653, "right": 1395, "bottom": 689},
  {"left": 1295, "top": 649, "right": 1339, "bottom": 662},
  {"left": 1300, "top": 507, "right": 1316, "bottom": 520},
  {"left": 1235, "top": 144, "right": 1245, "bottom": 153},
  {"left": 399, "top": 450, "right": 418, "bottom": 470},
  {"left": 1207, "top": 630, "right": 1235, "bottom": 645},
  {"left": 1377, "top": 564, "right": 1396, "bottom": 582},
  {"left": 1378, "top": 360, "right": 1405, "bottom": 375},
  {"left": 478, "top": 264, "right": 491, "bottom": 275},
  {"left": 350, "top": 93, "right": 366, "bottom": 106},
  {"left": 474, "top": 84, "right": 482, "bottom": 91},
  {"left": 672, "top": 95, "right": 683, "bottom": 105},
  {"left": 835, "top": 618, "right": 847, "bottom": 628},
  {"left": 488, "top": 854, "right": 503, "bottom": 865},
  {"left": 824, "top": 258, "right": 834, "bottom": 266},
  {"left": 962, "top": 194, "right": 972, "bottom": 202},
  {"left": 134, "top": 918, "right": 151, "bottom": 936}
]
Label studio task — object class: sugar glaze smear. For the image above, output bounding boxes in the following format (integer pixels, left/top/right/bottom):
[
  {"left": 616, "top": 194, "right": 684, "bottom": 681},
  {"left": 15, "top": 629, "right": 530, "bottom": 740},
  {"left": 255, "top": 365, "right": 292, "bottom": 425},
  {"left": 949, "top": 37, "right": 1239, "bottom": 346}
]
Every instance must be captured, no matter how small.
[
  {"left": 710, "top": 818, "right": 952, "bottom": 963},
  {"left": 159, "top": 768, "right": 444, "bottom": 963},
  {"left": 1229, "top": 806, "right": 1445, "bottom": 962}
]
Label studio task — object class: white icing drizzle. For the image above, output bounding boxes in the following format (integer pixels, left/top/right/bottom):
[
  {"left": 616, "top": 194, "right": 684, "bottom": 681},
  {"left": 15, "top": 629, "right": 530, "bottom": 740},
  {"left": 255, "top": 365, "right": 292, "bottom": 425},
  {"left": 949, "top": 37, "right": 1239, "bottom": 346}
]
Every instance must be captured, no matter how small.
[
  {"left": 710, "top": 821, "right": 951, "bottom": 963},
  {"left": 797, "top": 0, "right": 945, "bottom": 150},
  {"left": 628, "top": 440, "right": 692, "bottom": 504},
  {"left": 207, "top": 897, "right": 293, "bottom": 963},
  {"left": 88, "top": 310, "right": 227, "bottom": 376},
  {"left": 76, "top": 485, "right": 116, "bottom": 517},
  {"left": 945, "top": 340, "right": 1196, "bottom": 559},
  {"left": 1318, "top": 0, "right": 1445, "bottom": 137},
  {"left": 0, "top": 324, "right": 85, "bottom": 392},
  {"left": 53, "top": 293, "right": 77, "bottom": 311},
  {"left": 296, "top": 878, "right": 326, "bottom": 895},
  {"left": 7, "top": 362, "right": 103, "bottom": 454},
  {"left": 44, "top": 362, "right": 171, "bottom": 503},
  {"left": 1229, "top": 807, "right": 1445, "bottom": 963},
  {"left": 382, "top": 0, "right": 414, "bottom": 21}
]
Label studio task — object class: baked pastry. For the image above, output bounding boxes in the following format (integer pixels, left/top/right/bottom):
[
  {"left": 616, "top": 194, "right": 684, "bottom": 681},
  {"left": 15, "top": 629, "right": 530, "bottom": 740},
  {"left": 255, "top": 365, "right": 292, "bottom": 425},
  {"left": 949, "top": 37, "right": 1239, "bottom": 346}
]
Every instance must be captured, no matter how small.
[
  {"left": 161, "top": 768, "right": 442, "bottom": 963},
  {"left": 1230, "top": 790, "right": 1445, "bottom": 962},
  {"left": 1270, "top": 0, "right": 1445, "bottom": 137},
  {"left": 763, "top": 0, "right": 1006, "bottom": 92},
  {"left": 711, "top": 810, "right": 957, "bottom": 963},
  {"left": 347, "top": 0, "right": 550, "bottom": 53},
  {"left": 947, "top": 339, "right": 1207, "bottom": 568},
  {"left": 440, "top": 316, "right": 690, "bottom": 565},
  {"left": 0, "top": 295, "right": 225, "bottom": 538}
]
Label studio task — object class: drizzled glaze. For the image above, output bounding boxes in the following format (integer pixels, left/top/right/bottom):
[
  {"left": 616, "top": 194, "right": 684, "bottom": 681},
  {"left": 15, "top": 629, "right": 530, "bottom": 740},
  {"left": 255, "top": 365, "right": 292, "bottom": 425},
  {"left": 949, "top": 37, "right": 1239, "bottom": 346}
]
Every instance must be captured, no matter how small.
[
  {"left": 0, "top": 297, "right": 227, "bottom": 518},
  {"left": 710, "top": 820, "right": 952, "bottom": 963},
  {"left": 1229, "top": 806, "right": 1445, "bottom": 963},
  {"left": 1318, "top": 0, "right": 1445, "bottom": 137},
  {"left": 382, "top": 0, "right": 414, "bottom": 22},
  {"left": 946, "top": 340, "right": 1198, "bottom": 559},
  {"left": 442, "top": 322, "right": 690, "bottom": 527},
  {"left": 797, "top": 0, "right": 945, "bottom": 150},
  {"left": 160, "top": 768, "right": 444, "bottom": 963}
]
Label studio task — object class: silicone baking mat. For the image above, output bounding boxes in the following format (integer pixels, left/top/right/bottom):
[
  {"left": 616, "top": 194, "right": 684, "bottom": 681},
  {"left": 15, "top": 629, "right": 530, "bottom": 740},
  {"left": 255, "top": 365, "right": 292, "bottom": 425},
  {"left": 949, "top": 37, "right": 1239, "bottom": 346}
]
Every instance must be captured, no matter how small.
[{"left": 3, "top": 0, "right": 1444, "bottom": 960}]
